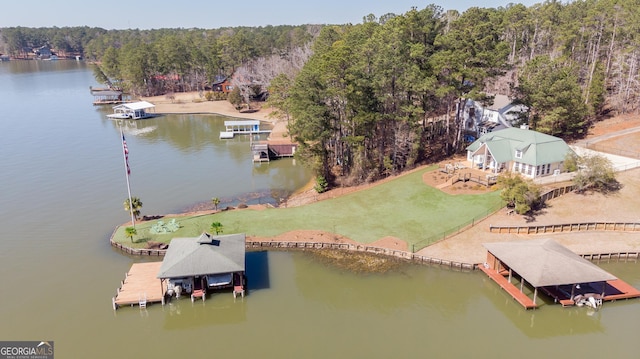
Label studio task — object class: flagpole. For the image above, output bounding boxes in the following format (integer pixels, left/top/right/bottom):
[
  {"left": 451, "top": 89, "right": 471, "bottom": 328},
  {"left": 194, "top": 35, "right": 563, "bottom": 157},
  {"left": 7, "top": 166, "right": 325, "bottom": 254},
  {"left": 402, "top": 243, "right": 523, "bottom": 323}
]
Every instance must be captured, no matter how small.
[{"left": 119, "top": 122, "right": 136, "bottom": 228}]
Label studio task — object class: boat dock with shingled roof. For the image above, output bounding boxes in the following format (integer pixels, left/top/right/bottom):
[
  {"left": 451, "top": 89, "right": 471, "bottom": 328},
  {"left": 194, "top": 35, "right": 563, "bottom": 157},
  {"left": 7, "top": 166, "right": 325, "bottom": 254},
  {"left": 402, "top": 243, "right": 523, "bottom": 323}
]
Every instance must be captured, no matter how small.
[{"left": 480, "top": 238, "right": 640, "bottom": 309}]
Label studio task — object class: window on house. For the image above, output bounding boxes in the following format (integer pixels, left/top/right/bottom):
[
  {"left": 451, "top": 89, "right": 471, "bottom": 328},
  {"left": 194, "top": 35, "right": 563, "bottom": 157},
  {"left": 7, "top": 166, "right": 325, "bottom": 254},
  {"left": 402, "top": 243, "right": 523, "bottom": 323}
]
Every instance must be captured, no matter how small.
[
  {"left": 546, "top": 163, "right": 551, "bottom": 174},
  {"left": 515, "top": 150, "right": 523, "bottom": 159}
]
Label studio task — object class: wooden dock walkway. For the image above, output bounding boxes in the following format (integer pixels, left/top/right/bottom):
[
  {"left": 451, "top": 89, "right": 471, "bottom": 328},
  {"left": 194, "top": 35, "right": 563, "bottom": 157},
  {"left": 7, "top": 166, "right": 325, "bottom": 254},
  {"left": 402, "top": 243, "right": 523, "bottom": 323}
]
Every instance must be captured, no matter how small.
[
  {"left": 479, "top": 265, "right": 538, "bottom": 309},
  {"left": 550, "top": 279, "right": 640, "bottom": 307},
  {"left": 605, "top": 279, "right": 640, "bottom": 301},
  {"left": 112, "top": 262, "right": 166, "bottom": 310}
]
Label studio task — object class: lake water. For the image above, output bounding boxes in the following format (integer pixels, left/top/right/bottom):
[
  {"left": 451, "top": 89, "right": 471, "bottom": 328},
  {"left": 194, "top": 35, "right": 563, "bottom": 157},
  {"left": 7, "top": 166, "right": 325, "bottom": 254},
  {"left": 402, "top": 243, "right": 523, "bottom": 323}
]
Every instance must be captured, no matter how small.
[{"left": 0, "top": 60, "right": 638, "bottom": 358}]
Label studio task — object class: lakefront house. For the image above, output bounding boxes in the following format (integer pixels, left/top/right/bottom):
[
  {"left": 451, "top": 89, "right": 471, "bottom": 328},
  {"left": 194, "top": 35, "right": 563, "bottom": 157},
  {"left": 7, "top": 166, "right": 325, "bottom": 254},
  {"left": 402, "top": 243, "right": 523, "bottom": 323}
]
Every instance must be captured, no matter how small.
[
  {"left": 466, "top": 126, "right": 575, "bottom": 179},
  {"left": 462, "top": 94, "right": 528, "bottom": 141}
]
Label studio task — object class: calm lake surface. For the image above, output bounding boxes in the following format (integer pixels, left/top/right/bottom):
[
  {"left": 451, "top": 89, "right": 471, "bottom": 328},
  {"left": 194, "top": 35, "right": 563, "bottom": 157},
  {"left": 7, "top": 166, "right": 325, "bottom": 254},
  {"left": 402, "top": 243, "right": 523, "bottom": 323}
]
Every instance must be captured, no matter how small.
[{"left": 0, "top": 60, "right": 638, "bottom": 358}]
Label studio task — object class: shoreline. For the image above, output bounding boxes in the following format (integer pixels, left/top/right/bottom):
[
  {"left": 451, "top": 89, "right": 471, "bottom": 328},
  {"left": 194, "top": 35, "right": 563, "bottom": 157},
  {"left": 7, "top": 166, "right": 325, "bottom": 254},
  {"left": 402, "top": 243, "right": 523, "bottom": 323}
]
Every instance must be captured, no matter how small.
[
  {"left": 119, "top": 94, "right": 640, "bottom": 265},
  {"left": 140, "top": 92, "right": 290, "bottom": 139}
]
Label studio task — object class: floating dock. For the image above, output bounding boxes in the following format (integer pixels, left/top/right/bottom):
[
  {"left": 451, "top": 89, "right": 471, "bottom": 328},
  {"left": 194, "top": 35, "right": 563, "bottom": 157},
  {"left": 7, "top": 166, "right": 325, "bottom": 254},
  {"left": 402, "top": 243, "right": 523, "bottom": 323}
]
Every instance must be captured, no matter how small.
[{"left": 112, "top": 262, "right": 166, "bottom": 310}]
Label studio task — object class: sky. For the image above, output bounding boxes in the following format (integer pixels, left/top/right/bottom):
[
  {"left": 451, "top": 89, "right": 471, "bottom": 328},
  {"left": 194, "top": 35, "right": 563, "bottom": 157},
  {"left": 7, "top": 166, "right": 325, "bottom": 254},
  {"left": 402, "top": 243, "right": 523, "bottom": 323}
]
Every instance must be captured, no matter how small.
[{"left": 1, "top": 0, "right": 539, "bottom": 30}]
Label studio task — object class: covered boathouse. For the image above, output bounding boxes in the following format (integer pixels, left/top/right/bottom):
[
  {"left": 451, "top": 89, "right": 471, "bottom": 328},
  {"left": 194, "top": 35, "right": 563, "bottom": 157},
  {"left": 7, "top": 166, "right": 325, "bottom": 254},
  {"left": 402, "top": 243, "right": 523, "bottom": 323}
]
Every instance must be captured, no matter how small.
[
  {"left": 479, "top": 238, "right": 640, "bottom": 309},
  {"left": 157, "top": 232, "right": 246, "bottom": 302},
  {"left": 107, "top": 101, "right": 156, "bottom": 120}
]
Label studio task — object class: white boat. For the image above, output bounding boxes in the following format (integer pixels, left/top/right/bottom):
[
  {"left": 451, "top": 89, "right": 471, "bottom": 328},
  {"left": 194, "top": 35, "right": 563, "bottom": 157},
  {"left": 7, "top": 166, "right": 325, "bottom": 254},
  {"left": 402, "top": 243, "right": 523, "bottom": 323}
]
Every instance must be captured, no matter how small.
[
  {"left": 219, "top": 131, "right": 234, "bottom": 139},
  {"left": 107, "top": 101, "right": 156, "bottom": 120}
]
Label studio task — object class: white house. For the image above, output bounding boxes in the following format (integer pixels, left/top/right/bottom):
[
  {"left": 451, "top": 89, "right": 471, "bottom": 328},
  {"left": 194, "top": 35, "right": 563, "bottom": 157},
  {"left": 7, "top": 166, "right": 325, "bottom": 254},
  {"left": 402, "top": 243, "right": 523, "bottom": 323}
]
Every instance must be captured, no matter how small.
[
  {"left": 466, "top": 127, "right": 575, "bottom": 179},
  {"left": 462, "top": 94, "right": 528, "bottom": 139}
]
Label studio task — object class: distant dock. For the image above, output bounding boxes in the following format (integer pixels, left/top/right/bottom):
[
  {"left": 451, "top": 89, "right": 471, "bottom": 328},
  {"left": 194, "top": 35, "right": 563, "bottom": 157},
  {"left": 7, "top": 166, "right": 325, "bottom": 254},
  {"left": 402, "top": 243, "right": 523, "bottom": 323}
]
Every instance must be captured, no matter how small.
[
  {"left": 218, "top": 120, "right": 297, "bottom": 162},
  {"left": 220, "top": 120, "right": 270, "bottom": 139},
  {"left": 90, "top": 86, "right": 130, "bottom": 105}
]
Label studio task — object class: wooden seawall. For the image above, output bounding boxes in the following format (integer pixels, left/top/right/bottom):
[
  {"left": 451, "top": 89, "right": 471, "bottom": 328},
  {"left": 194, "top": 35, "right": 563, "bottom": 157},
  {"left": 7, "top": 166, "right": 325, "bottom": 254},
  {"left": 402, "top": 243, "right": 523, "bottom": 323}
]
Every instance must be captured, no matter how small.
[
  {"left": 490, "top": 222, "right": 640, "bottom": 234},
  {"left": 110, "top": 237, "right": 639, "bottom": 272}
]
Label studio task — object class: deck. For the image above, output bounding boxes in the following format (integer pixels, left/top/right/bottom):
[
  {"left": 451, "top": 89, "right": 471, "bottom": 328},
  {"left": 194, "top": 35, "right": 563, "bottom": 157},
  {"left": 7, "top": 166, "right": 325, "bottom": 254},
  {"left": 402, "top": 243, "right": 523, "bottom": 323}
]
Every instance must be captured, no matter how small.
[
  {"left": 112, "top": 262, "right": 166, "bottom": 310},
  {"left": 541, "top": 278, "right": 640, "bottom": 307},
  {"left": 479, "top": 265, "right": 538, "bottom": 309},
  {"left": 483, "top": 267, "right": 640, "bottom": 308},
  {"left": 603, "top": 279, "right": 640, "bottom": 302}
]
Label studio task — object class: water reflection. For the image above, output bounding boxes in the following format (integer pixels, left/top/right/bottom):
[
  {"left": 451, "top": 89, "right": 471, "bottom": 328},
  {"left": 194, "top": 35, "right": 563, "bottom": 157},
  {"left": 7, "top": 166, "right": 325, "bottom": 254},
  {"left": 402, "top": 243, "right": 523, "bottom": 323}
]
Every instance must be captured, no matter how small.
[
  {"left": 292, "top": 251, "right": 481, "bottom": 317},
  {"left": 163, "top": 299, "right": 248, "bottom": 329},
  {"left": 246, "top": 251, "right": 271, "bottom": 291},
  {"left": 480, "top": 277, "right": 606, "bottom": 337}
]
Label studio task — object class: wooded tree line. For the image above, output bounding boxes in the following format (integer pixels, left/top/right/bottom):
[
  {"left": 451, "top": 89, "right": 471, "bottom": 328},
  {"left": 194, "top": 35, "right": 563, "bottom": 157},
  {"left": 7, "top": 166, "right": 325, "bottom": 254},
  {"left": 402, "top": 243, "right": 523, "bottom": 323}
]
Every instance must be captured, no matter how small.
[
  {"left": 0, "top": 26, "right": 106, "bottom": 57},
  {"left": 273, "top": 0, "right": 640, "bottom": 187},
  {"left": 0, "top": 25, "right": 318, "bottom": 96},
  {"left": 3, "top": 0, "right": 640, "bottom": 188}
]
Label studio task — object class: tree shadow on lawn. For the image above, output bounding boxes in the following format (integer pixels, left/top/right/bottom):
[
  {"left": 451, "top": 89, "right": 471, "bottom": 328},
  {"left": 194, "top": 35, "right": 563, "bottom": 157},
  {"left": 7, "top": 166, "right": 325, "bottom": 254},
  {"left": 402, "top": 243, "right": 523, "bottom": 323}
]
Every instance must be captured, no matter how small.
[
  {"left": 524, "top": 204, "right": 550, "bottom": 223},
  {"left": 133, "top": 237, "right": 150, "bottom": 244}
]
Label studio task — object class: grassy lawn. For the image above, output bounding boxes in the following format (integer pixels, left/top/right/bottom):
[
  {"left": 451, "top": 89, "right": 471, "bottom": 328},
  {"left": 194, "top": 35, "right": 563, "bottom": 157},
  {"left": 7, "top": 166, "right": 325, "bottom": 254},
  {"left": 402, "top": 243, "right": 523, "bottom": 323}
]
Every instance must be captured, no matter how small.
[{"left": 113, "top": 166, "right": 503, "bottom": 252}]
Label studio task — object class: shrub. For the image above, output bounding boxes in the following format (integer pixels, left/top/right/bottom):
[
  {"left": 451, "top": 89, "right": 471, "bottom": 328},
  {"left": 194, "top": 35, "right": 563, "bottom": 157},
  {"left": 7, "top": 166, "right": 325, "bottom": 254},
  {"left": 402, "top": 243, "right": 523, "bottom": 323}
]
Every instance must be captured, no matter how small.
[
  {"left": 497, "top": 172, "right": 541, "bottom": 215},
  {"left": 314, "top": 175, "right": 329, "bottom": 193},
  {"left": 204, "top": 91, "right": 227, "bottom": 101},
  {"left": 228, "top": 87, "right": 243, "bottom": 109},
  {"left": 564, "top": 152, "right": 579, "bottom": 172},
  {"left": 573, "top": 154, "right": 619, "bottom": 192}
]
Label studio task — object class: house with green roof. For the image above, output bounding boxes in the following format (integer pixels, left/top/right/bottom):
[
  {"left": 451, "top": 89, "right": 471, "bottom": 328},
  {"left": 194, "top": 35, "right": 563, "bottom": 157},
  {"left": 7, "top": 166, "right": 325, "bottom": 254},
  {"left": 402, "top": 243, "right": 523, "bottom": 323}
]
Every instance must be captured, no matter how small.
[{"left": 465, "top": 127, "right": 575, "bottom": 179}]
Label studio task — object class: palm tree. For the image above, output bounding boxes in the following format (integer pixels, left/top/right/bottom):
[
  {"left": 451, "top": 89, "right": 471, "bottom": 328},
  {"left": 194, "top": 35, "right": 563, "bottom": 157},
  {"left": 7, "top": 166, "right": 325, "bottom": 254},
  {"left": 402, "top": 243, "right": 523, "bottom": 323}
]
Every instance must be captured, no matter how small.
[
  {"left": 211, "top": 197, "right": 220, "bottom": 211},
  {"left": 125, "top": 226, "right": 137, "bottom": 243},
  {"left": 124, "top": 197, "right": 143, "bottom": 221},
  {"left": 210, "top": 221, "right": 223, "bottom": 235}
]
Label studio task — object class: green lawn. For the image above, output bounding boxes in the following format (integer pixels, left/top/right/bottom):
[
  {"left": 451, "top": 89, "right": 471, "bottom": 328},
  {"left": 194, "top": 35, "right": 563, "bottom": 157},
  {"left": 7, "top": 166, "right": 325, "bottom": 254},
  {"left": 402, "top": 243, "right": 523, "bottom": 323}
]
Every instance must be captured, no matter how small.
[{"left": 112, "top": 166, "right": 503, "bottom": 252}]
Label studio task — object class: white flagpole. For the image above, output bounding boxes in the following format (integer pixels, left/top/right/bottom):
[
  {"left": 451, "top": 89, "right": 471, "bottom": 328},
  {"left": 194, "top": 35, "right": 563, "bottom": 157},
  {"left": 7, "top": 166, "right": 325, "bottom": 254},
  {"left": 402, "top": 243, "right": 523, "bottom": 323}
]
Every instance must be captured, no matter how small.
[{"left": 119, "top": 122, "right": 136, "bottom": 228}]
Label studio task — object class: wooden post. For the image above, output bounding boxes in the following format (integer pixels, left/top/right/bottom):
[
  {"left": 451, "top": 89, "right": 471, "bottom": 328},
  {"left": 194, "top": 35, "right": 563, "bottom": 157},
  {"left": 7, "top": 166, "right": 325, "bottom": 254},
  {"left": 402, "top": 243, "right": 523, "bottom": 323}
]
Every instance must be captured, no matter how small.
[
  {"left": 160, "top": 279, "right": 164, "bottom": 305},
  {"left": 570, "top": 284, "right": 575, "bottom": 300}
]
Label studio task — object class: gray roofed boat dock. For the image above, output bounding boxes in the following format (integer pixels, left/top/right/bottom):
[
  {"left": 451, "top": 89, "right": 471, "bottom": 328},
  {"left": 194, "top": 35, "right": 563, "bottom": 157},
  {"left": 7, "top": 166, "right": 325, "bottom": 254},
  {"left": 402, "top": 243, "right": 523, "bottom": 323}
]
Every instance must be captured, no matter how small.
[
  {"left": 157, "top": 233, "right": 246, "bottom": 279},
  {"left": 112, "top": 233, "right": 247, "bottom": 309},
  {"left": 480, "top": 238, "right": 640, "bottom": 309}
]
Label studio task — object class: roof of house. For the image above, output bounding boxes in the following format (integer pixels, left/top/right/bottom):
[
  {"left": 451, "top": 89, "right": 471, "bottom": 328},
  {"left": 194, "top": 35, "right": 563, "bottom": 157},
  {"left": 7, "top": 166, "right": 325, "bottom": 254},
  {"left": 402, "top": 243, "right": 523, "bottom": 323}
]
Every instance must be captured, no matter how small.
[
  {"left": 486, "top": 94, "right": 513, "bottom": 112},
  {"left": 224, "top": 120, "right": 260, "bottom": 126},
  {"left": 212, "top": 75, "right": 228, "bottom": 85},
  {"left": 157, "top": 232, "right": 246, "bottom": 279},
  {"left": 113, "top": 101, "right": 155, "bottom": 111},
  {"left": 466, "top": 127, "right": 574, "bottom": 166},
  {"left": 483, "top": 238, "right": 616, "bottom": 287}
]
